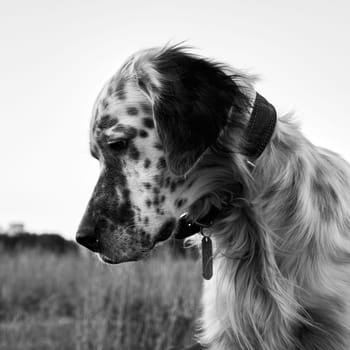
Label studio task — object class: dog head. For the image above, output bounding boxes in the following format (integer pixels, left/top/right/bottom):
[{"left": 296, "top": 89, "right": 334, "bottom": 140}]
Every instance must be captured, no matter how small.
[{"left": 76, "top": 45, "right": 252, "bottom": 263}]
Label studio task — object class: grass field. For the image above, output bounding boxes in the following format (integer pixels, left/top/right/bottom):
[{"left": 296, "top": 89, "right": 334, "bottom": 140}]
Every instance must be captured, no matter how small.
[{"left": 0, "top": 248, "right": 202, "bottom": 350}]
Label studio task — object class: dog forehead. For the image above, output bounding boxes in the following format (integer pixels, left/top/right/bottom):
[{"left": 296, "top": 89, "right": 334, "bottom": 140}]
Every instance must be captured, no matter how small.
[{"left": 91, "top": 77, "right": 154, "bottom": 135}]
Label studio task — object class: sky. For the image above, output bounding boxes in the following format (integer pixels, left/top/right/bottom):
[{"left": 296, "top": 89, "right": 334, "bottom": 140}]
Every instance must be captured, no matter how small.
[{"left": 0, "top": 0, "right": 349, "bottom": 239}]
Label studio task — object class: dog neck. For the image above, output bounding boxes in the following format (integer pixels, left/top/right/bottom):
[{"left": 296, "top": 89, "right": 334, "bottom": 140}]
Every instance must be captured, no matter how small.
[{"left": 174, "top": 92, "right": 277, "bottom": 240}]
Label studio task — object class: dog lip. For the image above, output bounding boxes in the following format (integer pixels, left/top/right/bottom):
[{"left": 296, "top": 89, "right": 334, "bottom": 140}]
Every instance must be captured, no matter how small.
[
  {"left": 99, "top": 253, "right": 140, "bottom": 264},
  {"left": 99, "top": 254, "right": 119, "bottom": 264},
  {"left": 154, "top": 218, "right": 176, "bottom": 243}
]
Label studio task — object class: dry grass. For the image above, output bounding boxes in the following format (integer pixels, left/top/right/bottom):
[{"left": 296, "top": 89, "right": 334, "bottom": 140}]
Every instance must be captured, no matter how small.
[{"left": 0, "top": 248, "right": 202, "bottom": 350}]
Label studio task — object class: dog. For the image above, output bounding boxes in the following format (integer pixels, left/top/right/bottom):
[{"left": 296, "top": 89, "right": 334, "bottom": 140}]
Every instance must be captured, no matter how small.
[{"left": 76, "top": 45, "right": 350, "bottom": 350}]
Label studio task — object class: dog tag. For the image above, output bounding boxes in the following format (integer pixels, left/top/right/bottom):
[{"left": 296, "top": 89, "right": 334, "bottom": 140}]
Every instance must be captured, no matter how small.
[{"left": 202, "top": 233, "right": 213, "bottom": 280}]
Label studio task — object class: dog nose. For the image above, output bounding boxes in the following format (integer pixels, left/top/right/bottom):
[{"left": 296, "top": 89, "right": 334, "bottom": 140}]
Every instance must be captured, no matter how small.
[
  {"left": 76, "top": 206, "right": 100, "bottom": 252},
  {"left": 75, "top": 205, "right": 101, "bottom": 253},
  {"left": 76, "top": 227, "right": 100, "bottom": 252}
]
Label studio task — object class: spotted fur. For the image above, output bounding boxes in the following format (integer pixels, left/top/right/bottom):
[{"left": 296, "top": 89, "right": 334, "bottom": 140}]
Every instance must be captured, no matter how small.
[{"left": 77, "top": 45, "right": 350, "bottom": 349}]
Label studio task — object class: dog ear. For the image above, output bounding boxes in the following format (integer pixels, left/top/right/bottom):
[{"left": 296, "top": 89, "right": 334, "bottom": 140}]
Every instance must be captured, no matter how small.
[{"left": 136, "top": 47, "right": 248, "bottom": 176}]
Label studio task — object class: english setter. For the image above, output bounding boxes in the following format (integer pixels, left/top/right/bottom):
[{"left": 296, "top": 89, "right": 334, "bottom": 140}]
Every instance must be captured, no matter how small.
[{"left": 76, "top": 45, "right": 350, "bottom": 350}]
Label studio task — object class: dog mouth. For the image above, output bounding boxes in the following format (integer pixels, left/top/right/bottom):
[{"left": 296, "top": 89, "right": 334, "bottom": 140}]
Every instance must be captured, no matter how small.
[
  {"left": 99, "top": 254, "right": 119, "bottom": 264},
  {"left": 95, "top": 219, "right": 177, "bottom": 265},
  {"left": 154, "top": 219, "right": 177, "bottom": 243},
  {"left": 98, "top": 251, "right": 146, "bottom": 264}
]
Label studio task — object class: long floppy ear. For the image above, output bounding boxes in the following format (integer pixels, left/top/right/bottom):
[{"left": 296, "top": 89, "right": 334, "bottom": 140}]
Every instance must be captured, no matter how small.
[{"left": 136, "top": 46, "right": 249, "bottom": 176}]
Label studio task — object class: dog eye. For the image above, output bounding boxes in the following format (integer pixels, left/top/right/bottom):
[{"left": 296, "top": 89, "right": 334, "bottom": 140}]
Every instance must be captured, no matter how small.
[{"left": 108, "top": 139, "right": 129, "bottom": 152}]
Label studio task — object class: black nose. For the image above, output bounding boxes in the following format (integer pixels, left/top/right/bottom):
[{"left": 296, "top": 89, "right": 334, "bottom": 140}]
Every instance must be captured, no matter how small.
[
  {"left": 77, "top": 203, "right": 101, "bottom": 252},
  {"left": 76, "top": 228, "right": 100, "bottom": 252}
]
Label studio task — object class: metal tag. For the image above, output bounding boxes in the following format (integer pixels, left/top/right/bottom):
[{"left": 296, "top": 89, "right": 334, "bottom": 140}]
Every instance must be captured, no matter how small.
[{"left": 201, "top": 234, "right": 213, "bottom": 280}]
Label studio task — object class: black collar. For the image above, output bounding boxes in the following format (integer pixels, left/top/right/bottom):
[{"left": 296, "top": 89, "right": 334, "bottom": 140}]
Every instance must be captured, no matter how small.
[
  {"left": 244, "top": 93, "right": 277, "bottom": 160},
  {"left": 174, "top": 93, "right": 276, "bottom": 240}
]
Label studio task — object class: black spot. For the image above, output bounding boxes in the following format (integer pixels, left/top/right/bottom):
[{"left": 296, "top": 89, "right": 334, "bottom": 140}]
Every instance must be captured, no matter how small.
[
  {"left": 141, "top": 102, "right": 152, "bottom": 115},
  {"left": 138, "top": 79, "right": 148, "bottom": 93},
  {"left": 97, "top": 115, "right": 117, "bottom": 129},
  {"left": 144, "top": 216, "right": 149, "bottom": 225},
  {"left": 170, "top": 181, "right": 177, "bottom": 193},
  {"left": 157, "top": 157, "right": 166, "bottom": 169},
  {"left": 187, "top": 179, "right": 196, "bottom": 188},
  {"left": 165, "top": 177, "right": 171, "bottom": 188},
  {"left": 145, "top": 199, "right": 152, "bottom": 207},
  {"left": 160, "top": 195, "right": 166, "bottom": 203},
  {"left": 154, "top": 142, "right": 163, "bottom": 150},
  {"left": 109, "top": 140, "right": 129, "bottom": 153},
  {"left": 139, "top": 129, "right": 149, "bottom": 138},
  {"left": 176, "top": 178, "right": 186, "bottom": 186},
  {"left": 127, "top": 106, "right": 139, "bottom": 116},
  {"left": 159, "top": 177, "right": 164, "bottom": 187},
  {"left": 107, "top": 85, "right": 114, "bottom": 96},
  {"left": 116, "top": 79, "right": 126, "bottom": 100},
  {"left": 154, "top": 175, "right": 163, "bottom": 186},
  {"left": 143, "top": 182, "right": 151, "bottom": 189},
  {"left": 126, "top": 126, "right": 138, "bottom": 139},
  {"left": 143, "top": 117, "right": 154, "bottom": 129},
  {"left": 156, "top": 208, "right": 165, "bottom": 215},
  {"left": 154, "top": 219, "right": 176, "bottom": 243},
  {"left": 102, "top": 99, "right": 109, "bottom": 109},
  {"left": 144, "top": 158, "right": 151, "bottom": 168},
  {"left": 112, "top": 125, "right": 137, "bottom": 139},
  {"left": 175, "top": 198, "right": 187, "bottom": 208},
  {"left": 138, "top": 77, "right": 160, "bottom": 96},
  {"left": 128, "top": 141, "right": 140, "bottom": 161},
  {"left": 153, "top": 196, "right": 160, "bottom": 206},
  {"left": 153, "top": 187, "right": 160, "bottom": 194}
]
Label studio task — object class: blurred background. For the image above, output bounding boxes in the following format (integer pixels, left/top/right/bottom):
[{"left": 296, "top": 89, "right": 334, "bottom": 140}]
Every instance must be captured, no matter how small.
[{"left": 0, "top": 0, "right": 349, "bottom": 349}]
